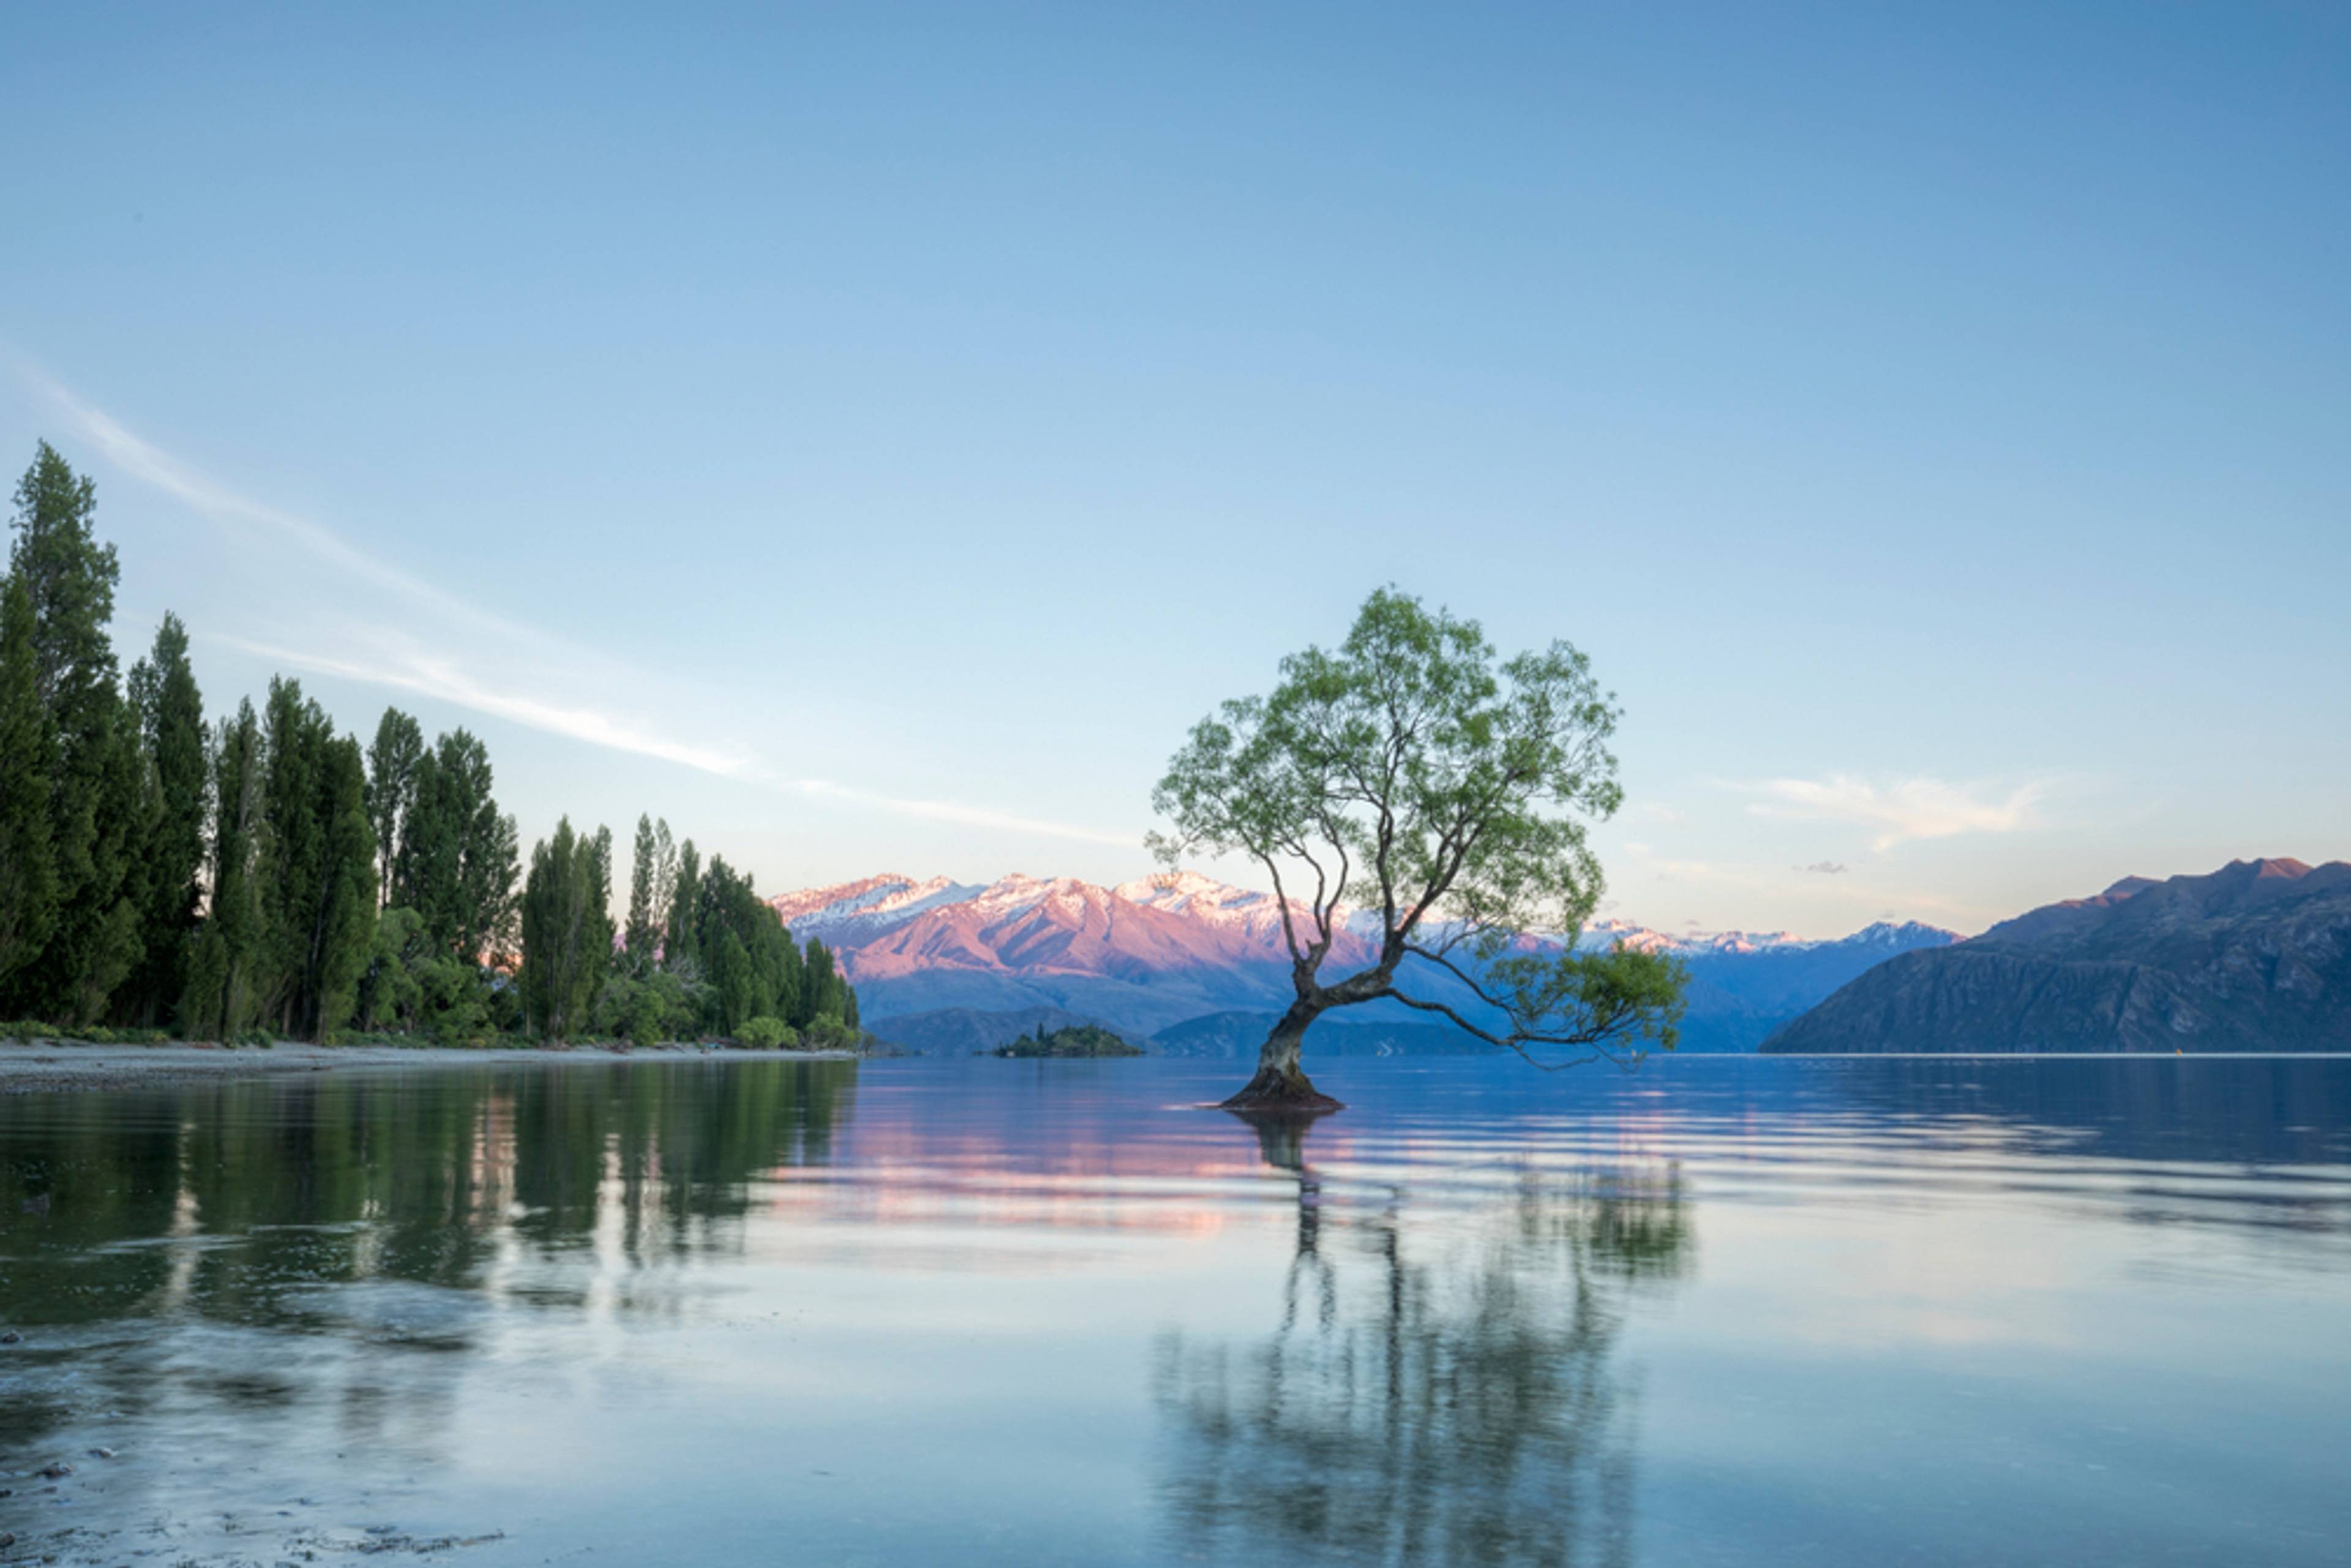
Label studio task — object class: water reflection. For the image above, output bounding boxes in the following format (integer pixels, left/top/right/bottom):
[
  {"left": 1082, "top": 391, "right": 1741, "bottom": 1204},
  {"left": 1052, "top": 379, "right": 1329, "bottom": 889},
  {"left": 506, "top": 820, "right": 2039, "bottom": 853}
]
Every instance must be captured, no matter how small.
[
  {"left": 1, "top": 1056, "right": 2347, "bottom": 1568},
  {"left": 1155, "top": 1111, "right": 1692, "bottom": 1568},
  {"left": 0, "top": 1060, "right": 856, "bottom": 1506}
]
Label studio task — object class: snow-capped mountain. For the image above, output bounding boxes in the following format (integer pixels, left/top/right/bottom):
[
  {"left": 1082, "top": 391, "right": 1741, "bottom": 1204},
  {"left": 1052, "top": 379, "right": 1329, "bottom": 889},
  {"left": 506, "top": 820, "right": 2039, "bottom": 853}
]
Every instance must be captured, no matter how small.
[
  {"left": 768, "top": 872, "right": 1959, "bottom": 1051},
  {"left": 1585, "top": 917, "right": 1955, "bottom": 959}
]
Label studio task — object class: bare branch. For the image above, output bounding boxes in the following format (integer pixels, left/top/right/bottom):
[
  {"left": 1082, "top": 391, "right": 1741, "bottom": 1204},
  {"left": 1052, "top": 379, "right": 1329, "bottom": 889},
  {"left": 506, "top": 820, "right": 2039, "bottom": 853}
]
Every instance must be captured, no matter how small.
[{"left": 1383, "top": 986, "right": 1651, "bottom": 1072}]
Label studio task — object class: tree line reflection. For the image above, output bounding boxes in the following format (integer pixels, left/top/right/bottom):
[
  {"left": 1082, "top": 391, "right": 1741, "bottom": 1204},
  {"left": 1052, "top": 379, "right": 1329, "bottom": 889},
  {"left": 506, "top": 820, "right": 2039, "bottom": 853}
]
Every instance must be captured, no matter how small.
[{"left": 2, "top": 1060, "right": 858, "bottom": 1308}]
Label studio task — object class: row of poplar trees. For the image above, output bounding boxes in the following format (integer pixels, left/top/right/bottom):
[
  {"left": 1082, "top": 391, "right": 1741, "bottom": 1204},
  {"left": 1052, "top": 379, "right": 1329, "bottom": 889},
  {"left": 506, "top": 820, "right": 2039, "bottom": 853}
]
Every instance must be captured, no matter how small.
[{"left": 0, "top": 441, "right": 857, "bottom": 1045}]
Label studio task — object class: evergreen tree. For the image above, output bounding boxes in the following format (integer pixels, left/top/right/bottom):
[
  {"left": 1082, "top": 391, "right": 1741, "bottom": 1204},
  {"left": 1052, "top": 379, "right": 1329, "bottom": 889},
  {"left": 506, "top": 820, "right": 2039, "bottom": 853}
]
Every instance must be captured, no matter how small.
[
  {"left": 252, "top": 679, "right": 378, "bottom": 1038},
  {"left": 587, "top": 822, "right": 613, "bottom": 967},
  {"left": 256, "top": 678, "right": 326, "bottom": 1030},
  {"left": 72, "top": 696, "right": 148, "bottom": 1024},
  {"left": 8, "top": 443, "right": 142, "bottom": 1023},
  {"left": 799, "top": 936, "right": 842, "bottom": 1027},
  {"left": 392, "top": 743, "right": 454, "bottom": 932},
  {"left": 8, "top": 443, "right": 113, "bottom": 713},
  {"left": 671, "top": 854, "right": 811, "bottom": 1035},
  {"left": 310, "top": 735, "right": 378, "bottom": 1035},
  {"left": 651, "top": 817, "right": 677, "bottom": 940},
  {"left": 392, "top": 727, "right": 519, "bottom": 962},
  {"left": 364, "top": 707, "right": 424, "bottom": 904},
  {"left": 666, "top": 839, "right": 702, "bottom": 972},
  {"left": 624, "top": 814, "right": 659, "bottom": 970},
  {"left": 0, "top": 577, "right": 58, "bottom": 1003},
  {"left": 519, "top": 817, "right": 611, "bottom": 1039},
  {"left": 182, "top": 700, "right": 264, "bottom": 1039},
  {"left": 121, "top": 613, "right": 209, "bottom": 1023},
  {"left": 447, "top": 731, "right": 520, "bottom": 962}
]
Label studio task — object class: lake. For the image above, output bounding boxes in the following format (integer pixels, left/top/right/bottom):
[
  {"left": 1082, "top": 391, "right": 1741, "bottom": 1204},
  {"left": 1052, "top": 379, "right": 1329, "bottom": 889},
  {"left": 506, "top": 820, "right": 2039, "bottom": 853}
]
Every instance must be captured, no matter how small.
[{"left": 4, "top": 1054, "right": 2348, "bottom": 1566}]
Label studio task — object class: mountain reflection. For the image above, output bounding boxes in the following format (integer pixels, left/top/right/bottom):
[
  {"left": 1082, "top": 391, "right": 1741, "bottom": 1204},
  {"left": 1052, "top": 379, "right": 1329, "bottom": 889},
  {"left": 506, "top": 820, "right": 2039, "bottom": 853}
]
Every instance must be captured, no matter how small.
[{"left": 1155, "top": 1114, "right": 1693, "bottom": 1568}]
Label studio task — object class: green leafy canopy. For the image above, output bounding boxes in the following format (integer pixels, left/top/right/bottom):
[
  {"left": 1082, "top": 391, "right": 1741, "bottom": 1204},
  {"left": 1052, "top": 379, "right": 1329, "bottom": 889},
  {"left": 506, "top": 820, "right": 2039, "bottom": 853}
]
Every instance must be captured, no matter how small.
[{"left": 1150, "top": 586, "right": 1685, "bottom": 1068}]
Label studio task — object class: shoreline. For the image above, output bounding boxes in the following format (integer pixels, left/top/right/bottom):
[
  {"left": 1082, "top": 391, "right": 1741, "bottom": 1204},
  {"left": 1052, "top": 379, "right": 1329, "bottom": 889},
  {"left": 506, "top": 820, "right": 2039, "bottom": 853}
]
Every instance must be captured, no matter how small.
[{"left": 0, "top": 1039, "right": 861, "bottom": 1095}]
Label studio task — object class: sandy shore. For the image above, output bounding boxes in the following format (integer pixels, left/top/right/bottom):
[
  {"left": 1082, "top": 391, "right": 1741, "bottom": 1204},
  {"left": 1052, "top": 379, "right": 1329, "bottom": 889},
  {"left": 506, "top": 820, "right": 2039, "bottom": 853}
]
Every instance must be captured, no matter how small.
[{"left": 0, "top": 1039, "right": 860, "bottom": 1095}]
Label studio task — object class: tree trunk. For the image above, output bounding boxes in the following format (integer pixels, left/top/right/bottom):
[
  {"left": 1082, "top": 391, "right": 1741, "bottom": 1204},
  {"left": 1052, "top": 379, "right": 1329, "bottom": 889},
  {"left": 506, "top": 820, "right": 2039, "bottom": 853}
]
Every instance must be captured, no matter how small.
[{"left": 1222, "top": 999, "right": 1344, "bottom": 1112}]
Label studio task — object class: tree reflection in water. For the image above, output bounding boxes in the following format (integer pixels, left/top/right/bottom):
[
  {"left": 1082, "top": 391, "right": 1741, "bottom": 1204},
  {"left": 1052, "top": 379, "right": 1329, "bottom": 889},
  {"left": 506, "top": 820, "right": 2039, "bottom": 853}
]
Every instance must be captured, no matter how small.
[
  {"left": 0, "top": 1060, "right": 856, "bottom": 1469},
  {"left": 1156, "top": 1112, "right": 1693, "bottom": 1568}
]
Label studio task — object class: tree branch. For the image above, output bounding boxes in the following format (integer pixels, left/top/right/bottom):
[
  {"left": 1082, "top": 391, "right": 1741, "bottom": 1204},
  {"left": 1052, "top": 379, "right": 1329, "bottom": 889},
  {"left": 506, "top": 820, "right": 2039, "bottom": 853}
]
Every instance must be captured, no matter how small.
[{"left": 1382, "top": 986, "right": 1649, "bottom": 1072}]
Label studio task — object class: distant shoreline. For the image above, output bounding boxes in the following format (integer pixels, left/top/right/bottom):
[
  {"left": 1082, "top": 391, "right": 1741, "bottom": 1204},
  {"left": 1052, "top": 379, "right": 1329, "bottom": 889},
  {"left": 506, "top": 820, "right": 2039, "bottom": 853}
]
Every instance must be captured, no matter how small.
[{"left": 0, "top": 1040, "right": 860, "bottom": 1095}]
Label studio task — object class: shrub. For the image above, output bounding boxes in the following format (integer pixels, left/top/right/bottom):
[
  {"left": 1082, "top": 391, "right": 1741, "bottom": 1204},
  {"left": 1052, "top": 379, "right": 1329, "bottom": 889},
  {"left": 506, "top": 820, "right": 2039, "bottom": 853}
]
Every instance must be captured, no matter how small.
[
  {"left": 801, "top": 1015, "right": 860, "bottom": 1052},
  {"left": 734, "top": 1015, "right": 797, "bottom": 1050}
]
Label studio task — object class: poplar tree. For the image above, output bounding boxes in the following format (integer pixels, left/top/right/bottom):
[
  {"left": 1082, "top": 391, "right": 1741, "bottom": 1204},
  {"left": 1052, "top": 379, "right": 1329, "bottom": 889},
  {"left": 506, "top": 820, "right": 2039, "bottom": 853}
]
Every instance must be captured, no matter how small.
[
  {"left": 0, "top": 577, "right": 57, "bottom": 1002},
  {"left": 309, "top": 735, "right": 378, "bottom": 1034},
  {"left": 122, "top": 613, "right": 209, "bottom": 1022},
  {"left": 624, "top": 814, "right": 659, "bottom": 970},
  {"left": 651, "top": 818, "right": 677, "bottom": 939},
  {"left": 392, "top": 727, "right": 519, "bottom": 962},
  {"left": 365, "top": 707, "right": 424, "bottom": 903},
  {"left": 182, "top": 700, "right": 265, "bottom": 1039},
  {"left": 798, "top": 937, "right": 841, "bottom": 1027},
  {"left": 7, "top": 443, "right": 143, "bottom": 1022},
  {"left": 666, "top": 839, "right": 702, "bottom": 972},
  {"left": 447, "top": 732, "right": 520, "bottom": 962},
  {"left": 519, "top": 817, "right": 610, "bottom": 1038},
  {"left": 253, "top": 679, "right": 378, "bottom": 1038}
]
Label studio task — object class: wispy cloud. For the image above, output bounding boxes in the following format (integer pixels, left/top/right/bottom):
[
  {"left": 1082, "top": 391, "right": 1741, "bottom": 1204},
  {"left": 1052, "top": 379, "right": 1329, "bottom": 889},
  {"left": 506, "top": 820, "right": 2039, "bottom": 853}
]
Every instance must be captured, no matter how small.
[
  {"left": 28, "top": 367, "right": 545, "bottom": 646},
  {"left": 234, "top": 636, "right": 1133, "bottom": 842},
  {"left": 216, "top": 635, "right": 757, "bottom": 779},
  {"left": 1797, "top": 860, "right": 1849, "bottom": 875},
  {"left": 1738, "top": 774, "right": 2053, "bottom": 850},
  {"left": 32, "top": 368, "right": 1137, "bottom": 850},
  {"left": 789, "top": 779, "right": 1134, "bottom": 846}
]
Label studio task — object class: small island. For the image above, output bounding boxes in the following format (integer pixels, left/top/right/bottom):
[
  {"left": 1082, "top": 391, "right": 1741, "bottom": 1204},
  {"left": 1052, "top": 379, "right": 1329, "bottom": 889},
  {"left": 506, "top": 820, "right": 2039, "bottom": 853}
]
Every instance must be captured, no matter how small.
[{"left": 991, "top": 1023, "right": 1145, "bottom": 1059}]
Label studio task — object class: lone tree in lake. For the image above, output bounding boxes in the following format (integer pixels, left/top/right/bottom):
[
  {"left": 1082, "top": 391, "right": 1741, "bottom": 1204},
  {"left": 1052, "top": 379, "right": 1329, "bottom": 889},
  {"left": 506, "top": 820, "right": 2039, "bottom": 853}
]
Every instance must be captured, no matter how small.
[{"left": 1150, "top": 587, "right": 1687, "bottom": 1111}]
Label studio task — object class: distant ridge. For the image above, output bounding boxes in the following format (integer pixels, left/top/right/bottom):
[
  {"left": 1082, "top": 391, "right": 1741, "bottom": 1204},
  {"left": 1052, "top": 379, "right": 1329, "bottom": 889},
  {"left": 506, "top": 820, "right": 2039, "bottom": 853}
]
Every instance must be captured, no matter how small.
[
  {"left": 769, "top": 872, "right": 1956, "bottom": 1051},
  {"left": 1764, "top": 858, "right": 2351, "bottom": 1054}
]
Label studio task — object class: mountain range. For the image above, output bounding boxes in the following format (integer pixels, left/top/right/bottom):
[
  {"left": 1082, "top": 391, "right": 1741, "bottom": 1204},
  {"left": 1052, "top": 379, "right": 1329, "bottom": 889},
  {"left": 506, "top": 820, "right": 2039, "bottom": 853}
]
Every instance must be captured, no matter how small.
[
  {"left": 1763, "top": 858, "right": 2351, "bottom": 1053},
  {"left": 768, "top": 872, "right": 1957, "bottom": 1055}
]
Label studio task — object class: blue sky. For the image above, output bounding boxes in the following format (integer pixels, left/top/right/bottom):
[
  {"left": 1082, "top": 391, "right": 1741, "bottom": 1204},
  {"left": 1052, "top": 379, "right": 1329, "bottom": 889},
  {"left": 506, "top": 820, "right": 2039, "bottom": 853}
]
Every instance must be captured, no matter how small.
[{"left": 3, "top": 2, "right": 2345, "bottom": 936}]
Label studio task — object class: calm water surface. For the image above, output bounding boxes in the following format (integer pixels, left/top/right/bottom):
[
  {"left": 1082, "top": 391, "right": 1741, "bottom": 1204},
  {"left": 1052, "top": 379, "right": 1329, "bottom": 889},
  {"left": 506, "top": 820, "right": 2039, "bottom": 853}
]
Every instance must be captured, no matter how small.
[{"left": 3, "top": 1055, "right": 2348, "bottom": 1566}]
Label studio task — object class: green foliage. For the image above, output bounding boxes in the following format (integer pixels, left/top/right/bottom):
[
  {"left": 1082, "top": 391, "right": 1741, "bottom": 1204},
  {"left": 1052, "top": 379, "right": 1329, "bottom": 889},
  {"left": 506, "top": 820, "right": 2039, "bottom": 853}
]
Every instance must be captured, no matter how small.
[
  {"left": 733, "top": 1015, "right": 797, "bottom": 1049},
  {"left": 356, "top": 904, "right": 498, "bottom": 1043},
  {"left": 673, "top": 855, "right": 801, "bottom": 1035},
  {"left": 250, "top": 680, "right": 378, "bottom": 1038},
  {"left": 0, "top": 577, "right": 58, "bottom": 997},
  {"left": 0, "top": 1020, "right": 170, "bottom": 1046},
  {"left": 1152, "top": 586, "right": 1683, "bottom": 1071},
  {"left": 392, "top": 727, "right": 520, "bottom": 964},
  {"left": 797, "top": 937, "right": 844, "bottom": 1029},
  {"left": 4, "top": 444, "right": 144, "bottom": 1023},
  {"left": 519, "top": 817, "right": 612, "bottom": 1040},
  {"left": 1482, "top": 942, "right": 1689, "bottom": 1055},
  {"left": 623, "top": 813, "right": 670, "bottom": 973},
  {"left": 364, "top": 708, "right": 425, "bottom": 901},
  {"left": 120, "top": 612, "right": 209, "bottom": 1024},
  {"left": 800, "top": 1016, "right": 861, "bottom": 1052},
  {"left": 666, "top": 839, "right": 702, "bottom": 972},
  {"left": 0, "top": 438, "right": 864, "bottom": 1049},
  {"left": 181, "top": 700, "right": 266, "bottom": 1040},
  {"left": 7, "top": 442, "right": 114, "bottom": 718},
  {"left": 594, "top": 967, "right": 703, "bottom": 1046},
  {"left": 992, "top": 1022, "right": 1143, "bottom": 1057}
]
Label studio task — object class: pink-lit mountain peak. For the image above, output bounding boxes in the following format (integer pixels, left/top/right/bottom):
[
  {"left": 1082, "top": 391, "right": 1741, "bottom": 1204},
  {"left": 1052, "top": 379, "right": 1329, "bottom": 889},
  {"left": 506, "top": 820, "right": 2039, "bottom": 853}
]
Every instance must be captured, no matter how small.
[{"left": 768, "top": 870, "right": 1373, "bottom": 982}]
